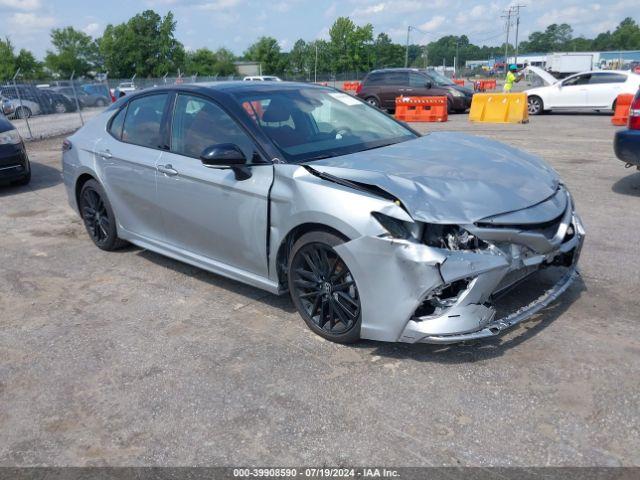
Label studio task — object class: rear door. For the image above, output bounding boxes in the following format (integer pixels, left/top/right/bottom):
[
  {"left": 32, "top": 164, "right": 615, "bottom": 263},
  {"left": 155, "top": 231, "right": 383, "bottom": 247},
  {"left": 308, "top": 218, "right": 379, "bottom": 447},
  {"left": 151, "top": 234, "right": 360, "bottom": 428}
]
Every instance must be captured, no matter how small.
[
  {"left": 155, "top": 92, "right": 273, "bottom": 277},
  {"left": 586, "top": 72, "right": 627, "bottom": 108},
  {"left": 97, "top": 93, "right": 169, "bottom": 241}
]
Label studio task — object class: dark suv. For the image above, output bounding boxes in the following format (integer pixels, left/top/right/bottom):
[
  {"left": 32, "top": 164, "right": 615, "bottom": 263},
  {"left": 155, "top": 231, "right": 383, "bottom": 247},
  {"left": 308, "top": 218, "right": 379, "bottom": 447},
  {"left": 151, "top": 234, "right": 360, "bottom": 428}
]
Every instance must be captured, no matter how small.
[{"left": 356, "top": 68, "right": 474, "bottom": 113}]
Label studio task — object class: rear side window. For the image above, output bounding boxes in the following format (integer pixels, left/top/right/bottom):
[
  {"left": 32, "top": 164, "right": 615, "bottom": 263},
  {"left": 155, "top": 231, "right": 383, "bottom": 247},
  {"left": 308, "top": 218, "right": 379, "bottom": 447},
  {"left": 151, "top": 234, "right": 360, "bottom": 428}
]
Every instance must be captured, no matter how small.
[
  {"left": 383, "top": 72, "right": 408, "bottom": 86},
  {"left": 122, "top": 94, "right": 168, "bottom": 148},
  {"left": 109, "top": 106, "right": 127, "bottom": 140},
  {"left": 588, "top": 73, "right": 627, "bottom": 84}
]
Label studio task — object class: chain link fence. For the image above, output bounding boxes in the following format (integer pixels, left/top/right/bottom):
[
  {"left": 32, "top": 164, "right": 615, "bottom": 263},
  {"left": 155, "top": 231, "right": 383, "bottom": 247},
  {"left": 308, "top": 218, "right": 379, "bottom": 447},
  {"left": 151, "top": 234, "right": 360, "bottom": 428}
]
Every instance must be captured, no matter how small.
[{"left": 2, "top": 73, "right": 371, "bottom": 142}]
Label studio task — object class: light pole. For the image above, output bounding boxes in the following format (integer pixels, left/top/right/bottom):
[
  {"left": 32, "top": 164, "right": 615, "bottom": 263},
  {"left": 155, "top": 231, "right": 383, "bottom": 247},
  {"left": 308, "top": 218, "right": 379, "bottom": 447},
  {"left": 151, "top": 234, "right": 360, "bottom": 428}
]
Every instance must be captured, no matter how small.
[
  {"left": 404, "top": 26, "right": 411, "bottom": 68},
  {"left": 314, "top": 43, "right": 318, "bottom": 83}
]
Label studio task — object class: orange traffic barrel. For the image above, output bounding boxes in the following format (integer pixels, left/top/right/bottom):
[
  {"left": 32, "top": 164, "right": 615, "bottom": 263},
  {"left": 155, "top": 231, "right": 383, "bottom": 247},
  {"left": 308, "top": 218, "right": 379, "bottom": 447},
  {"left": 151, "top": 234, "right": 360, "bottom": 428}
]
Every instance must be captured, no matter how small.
[{"left": 612, "top": 93, "right": 634, "bottom": 126}]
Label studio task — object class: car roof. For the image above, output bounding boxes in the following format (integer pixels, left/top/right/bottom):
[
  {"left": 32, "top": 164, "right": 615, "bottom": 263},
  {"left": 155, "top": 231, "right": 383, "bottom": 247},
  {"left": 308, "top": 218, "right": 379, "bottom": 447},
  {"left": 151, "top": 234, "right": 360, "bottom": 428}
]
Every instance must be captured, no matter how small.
[{"left": 368, "top": 68, "right": 422, "bottom": 74}]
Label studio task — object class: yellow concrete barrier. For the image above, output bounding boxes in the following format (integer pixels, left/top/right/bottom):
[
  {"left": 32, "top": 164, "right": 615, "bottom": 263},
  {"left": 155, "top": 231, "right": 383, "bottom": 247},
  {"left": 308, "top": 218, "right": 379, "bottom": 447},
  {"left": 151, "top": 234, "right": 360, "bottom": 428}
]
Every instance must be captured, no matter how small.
[{"left": 469, "top": 93, "right": 529, "bottom": 124}]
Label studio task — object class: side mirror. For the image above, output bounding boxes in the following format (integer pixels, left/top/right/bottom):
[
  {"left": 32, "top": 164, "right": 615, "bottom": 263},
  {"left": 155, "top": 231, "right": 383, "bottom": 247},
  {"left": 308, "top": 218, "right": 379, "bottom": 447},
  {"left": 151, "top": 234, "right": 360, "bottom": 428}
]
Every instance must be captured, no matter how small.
[
  {"left": 200, "top": 143, "right": 252, "bottom": 181},
  {"left": 425, "top": 81, "right": 432, "bottom": 89}
]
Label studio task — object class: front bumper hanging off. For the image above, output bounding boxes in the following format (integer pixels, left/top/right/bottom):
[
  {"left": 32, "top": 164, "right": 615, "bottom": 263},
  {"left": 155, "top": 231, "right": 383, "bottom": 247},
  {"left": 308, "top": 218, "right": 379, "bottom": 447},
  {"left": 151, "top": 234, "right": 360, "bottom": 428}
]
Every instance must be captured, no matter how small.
[{"left": 335, "top": 201, "right": 585, "bottom": 344}]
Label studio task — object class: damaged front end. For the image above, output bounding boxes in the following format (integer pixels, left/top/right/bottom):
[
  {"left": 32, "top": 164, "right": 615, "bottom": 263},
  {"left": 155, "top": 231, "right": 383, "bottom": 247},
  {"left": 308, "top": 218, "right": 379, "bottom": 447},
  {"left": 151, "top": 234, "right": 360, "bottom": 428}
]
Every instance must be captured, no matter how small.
[{"left": 334, "top": 185, "right": 585, "bottom": 344}]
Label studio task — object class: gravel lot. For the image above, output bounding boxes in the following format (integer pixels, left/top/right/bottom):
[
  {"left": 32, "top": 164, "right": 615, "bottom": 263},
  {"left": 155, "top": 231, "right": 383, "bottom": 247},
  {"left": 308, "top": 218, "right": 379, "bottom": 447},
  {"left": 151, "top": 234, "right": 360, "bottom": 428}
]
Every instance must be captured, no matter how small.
[
  {"left": 11, "top": 107, "right": 105, "bottom": 141},
  {"left": 0, "top": 112, "right": 639, "bottom": 467}
]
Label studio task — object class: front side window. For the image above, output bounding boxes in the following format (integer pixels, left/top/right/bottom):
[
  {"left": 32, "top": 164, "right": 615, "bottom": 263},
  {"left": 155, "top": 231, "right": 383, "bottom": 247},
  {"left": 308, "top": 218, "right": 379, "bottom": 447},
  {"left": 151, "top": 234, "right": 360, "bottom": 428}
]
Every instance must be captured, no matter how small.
[
  {"left": 409, "top": 73, "right": 428, "bottom": 87},
  {"left": 236, "top": 87, "right": 416, "bottom": 163},
  {"left": 171, "top": 94, "right": 255, "bottom": 160},
  {"left": 563, "top": 74, "right": 591, "bottom": 86},
  {"left": 122, "top": 94, "right": 168, "bottom": 148}
]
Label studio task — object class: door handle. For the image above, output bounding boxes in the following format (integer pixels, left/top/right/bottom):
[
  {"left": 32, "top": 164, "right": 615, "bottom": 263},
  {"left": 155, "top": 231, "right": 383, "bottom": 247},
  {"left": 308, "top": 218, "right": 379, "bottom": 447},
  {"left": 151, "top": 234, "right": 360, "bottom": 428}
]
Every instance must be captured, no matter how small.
[
  {"left": 97, "top": 150, "right": 112, "bottom": 159},
  {"left": 157, "top": 164, "right": 178, "bottom": 176}
]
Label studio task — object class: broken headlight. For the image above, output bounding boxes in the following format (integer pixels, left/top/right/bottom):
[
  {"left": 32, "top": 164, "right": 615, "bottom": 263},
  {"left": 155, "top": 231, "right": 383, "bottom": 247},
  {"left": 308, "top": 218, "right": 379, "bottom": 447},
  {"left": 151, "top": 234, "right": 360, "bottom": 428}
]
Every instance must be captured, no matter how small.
[
  {"left": 423, "top": 224, "right": 489, "bottom": 251},
  {"left": 371, "top": 212, "right": 418, "bottom": 240}
]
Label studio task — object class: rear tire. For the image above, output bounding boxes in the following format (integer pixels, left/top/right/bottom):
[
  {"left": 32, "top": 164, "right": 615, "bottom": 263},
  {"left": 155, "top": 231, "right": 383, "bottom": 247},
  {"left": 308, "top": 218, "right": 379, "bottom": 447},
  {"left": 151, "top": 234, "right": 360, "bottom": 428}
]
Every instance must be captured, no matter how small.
[
  {"left": 15, "top": 107, "right": 31, "bottom": 119},
  {"left": 78, "top": 179, "right": 127, "bottom": 251},
  {"left": 365, "top": 96, "right": 380, "bottom": 109},
  {"left": 288, "top": 231, "right": 362, "bottom": 344}
]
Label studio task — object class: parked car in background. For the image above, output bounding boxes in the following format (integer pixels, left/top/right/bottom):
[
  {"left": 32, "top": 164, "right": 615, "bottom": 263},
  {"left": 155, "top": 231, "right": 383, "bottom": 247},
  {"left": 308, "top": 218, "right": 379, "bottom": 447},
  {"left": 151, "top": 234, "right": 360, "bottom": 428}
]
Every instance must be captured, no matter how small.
[
  {"left": 0, "top": 84, "right": 76, "bottom": 115},
  {"left": 50, "top": 86, "right": 110, "bottom": 108},
  {"left": 82, "top": 84, "right": 112, "bottom": 102},
  {"left": 356, "top": 68, "right": 474, "bottom": 113},
  {"left": 1, "top": 96, "right": 15, "bottom": 117},
  {"left": 614, "top": 87, "right": 640, "bottom": 169},
  {"left": 0, "top": 114, "right": 30, "bottom": 185},
  {"left": 525, "top": 67, "right": 640, "bottom": 115},
  {"left": 114, "top": 82, "right": 137, "bottom": 98},
  {"left": 62, "top": 82, "right": 583, "bottom": 345},
  {"left": 2, "top": 97, "right": 42, "bottom": 119},
  {"left": 243, "top": 76, "right": 282, "bottom": 82}
]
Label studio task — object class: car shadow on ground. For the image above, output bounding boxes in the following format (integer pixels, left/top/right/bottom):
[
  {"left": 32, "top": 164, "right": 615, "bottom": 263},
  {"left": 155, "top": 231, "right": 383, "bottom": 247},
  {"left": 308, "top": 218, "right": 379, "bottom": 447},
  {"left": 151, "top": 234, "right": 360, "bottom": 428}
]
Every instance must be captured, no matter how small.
[
  {"left": 612, "top": 171, "right": 640, "bottom": 197},
  {"left": 135, "top": 244, "right": 586, "bottom": 362},
  {"left": 0, "top": 161, "right": 62, "bottom": 197}
]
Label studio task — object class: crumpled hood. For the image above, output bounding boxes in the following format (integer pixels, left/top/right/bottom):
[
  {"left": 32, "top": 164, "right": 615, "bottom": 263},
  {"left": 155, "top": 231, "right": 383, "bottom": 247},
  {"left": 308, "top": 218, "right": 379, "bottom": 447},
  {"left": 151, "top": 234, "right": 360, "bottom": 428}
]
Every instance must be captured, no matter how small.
[{"left": 307, "top": 132, "right": 560, "bottom": 224}]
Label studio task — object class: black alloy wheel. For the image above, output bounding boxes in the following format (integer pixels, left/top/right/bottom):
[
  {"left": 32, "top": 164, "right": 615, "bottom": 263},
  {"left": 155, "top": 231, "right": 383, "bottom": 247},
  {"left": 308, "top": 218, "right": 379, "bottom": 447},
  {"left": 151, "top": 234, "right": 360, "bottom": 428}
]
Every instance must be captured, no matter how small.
[
  {"left": 289, "top": 231, "right": 361, "bottom": 343},
  {"left": 78, "top": 179, "right": 126, "bottom": 251}
]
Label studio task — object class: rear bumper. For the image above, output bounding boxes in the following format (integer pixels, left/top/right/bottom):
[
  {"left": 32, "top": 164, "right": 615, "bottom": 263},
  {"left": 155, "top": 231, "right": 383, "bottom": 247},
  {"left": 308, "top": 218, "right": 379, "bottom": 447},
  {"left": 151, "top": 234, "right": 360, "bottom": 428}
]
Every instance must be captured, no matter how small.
[
  {"left": 614, "top": 129, "right": 640, "bottom": 167},
  {"left": 0, "top": 142, "right": 29, "bottom": 183}
]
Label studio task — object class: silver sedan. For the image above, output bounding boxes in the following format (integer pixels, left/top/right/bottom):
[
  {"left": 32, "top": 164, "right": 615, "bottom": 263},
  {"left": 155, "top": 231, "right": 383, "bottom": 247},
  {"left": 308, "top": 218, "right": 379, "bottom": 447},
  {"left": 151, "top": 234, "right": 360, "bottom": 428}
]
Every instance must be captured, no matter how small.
[{"left": 62, "top": 82, "right": 584, "bottom": 344}]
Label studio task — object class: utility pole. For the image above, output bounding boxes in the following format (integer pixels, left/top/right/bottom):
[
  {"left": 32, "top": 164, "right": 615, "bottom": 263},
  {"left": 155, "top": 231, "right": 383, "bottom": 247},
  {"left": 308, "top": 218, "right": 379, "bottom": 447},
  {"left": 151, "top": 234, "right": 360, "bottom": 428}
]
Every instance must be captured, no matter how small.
[
  {"left": 501, "top": 8, "right": 513, "bottom": 72},
  {"left": 404, "top": 26, "right": 411, "bottom": 68},
  {"left": 512, "top": 4, "right": 526, "bottom": 67}
]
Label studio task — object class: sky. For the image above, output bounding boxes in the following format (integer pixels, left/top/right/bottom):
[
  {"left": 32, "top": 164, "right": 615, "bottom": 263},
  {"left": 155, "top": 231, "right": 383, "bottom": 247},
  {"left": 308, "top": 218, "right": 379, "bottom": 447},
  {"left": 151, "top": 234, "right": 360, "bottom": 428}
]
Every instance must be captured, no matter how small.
[{"left": 1, "top": 0, "right": 637, "bottom": 59}]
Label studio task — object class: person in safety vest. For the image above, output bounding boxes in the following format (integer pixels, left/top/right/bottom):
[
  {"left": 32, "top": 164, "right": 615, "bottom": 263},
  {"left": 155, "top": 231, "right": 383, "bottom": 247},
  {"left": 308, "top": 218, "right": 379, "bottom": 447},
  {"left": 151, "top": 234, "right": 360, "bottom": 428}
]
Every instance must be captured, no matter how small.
[{"left": 503, "top": 64, "right": 519, "bottom": 92}]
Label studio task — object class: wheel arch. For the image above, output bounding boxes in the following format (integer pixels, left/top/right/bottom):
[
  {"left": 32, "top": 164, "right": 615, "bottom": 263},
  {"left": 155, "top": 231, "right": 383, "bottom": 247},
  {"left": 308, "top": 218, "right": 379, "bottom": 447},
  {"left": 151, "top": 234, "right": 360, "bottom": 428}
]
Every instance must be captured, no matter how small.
[
  {"left": 275, "top": 222, "right": 351, "bottom": 291},
  {"left": 75, "top": 172, "right": 98, "bottom": 208}
]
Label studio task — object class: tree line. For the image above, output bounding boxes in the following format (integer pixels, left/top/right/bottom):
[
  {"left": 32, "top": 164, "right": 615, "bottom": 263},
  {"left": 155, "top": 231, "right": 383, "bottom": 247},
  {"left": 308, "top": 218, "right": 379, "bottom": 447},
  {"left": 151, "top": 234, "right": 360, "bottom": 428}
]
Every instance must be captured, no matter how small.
[{"left": 1, "top": 10, "right": 639, "bottom": 81}]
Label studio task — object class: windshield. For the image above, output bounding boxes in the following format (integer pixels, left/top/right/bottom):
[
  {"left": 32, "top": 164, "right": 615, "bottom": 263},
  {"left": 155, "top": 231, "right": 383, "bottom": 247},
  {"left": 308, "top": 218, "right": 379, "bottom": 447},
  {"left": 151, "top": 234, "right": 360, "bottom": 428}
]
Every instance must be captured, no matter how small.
[
  {"left": 235, "top": 87, "right": 417, "bottom": 163},
  {"left": 425, "top": 70, "right": 456, "bottom": 86}
]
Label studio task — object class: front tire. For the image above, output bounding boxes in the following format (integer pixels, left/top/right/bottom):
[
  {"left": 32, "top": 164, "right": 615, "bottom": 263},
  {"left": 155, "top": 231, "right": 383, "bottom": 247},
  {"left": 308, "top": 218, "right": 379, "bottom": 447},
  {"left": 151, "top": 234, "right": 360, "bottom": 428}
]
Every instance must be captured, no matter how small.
[
  {"left": 54, "top": 101, "right": 67, "bottom": 114},
  {"left": 13, "top": 169, "right": 31, "bottom": 186},
  {"left": 78, "top": 179, "right": 127, "bottom": 251},
  {"left": 288, "top": 231, "right": 362, "bottom": 343},
  {"left": 528, "top": 95, "right": 544, "bottom": 115}
]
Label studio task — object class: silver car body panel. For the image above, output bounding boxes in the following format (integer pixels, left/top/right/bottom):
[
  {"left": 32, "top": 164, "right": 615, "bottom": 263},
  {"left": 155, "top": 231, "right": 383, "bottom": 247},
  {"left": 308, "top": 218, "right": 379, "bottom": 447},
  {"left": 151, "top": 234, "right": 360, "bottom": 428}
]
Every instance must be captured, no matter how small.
[
  {"left": 308, "top": 132, "right": 560, "bottom": 224},
  {"left": 63, "top": 100, "right": 585, "bottom": 344}
]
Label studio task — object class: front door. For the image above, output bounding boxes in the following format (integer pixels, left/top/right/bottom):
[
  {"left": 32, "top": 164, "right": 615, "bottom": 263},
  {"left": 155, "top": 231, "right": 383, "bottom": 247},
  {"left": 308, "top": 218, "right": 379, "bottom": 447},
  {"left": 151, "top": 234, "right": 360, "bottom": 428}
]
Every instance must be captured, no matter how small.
[
  {"left": 552, "top": 74, "right": 590, "bottom": 108},
  {"left": 156, "top": 93, "right": 273, "bottom": 277}
]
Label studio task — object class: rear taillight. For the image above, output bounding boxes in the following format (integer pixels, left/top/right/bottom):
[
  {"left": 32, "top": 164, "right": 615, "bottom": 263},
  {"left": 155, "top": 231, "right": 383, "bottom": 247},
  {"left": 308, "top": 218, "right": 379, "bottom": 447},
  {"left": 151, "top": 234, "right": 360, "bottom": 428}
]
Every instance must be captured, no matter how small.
[
  {"left": 629, "top": 94, "right": 640, "bottom": 130},
  {"left": 62, "top": 139, "right": 72, "bottom": 151},
  {"left": 628, "top": 92, "right": 640, "bottom": 130},
  {"left": 356, "top": 83, "right": 362, "bottom": 94}
]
